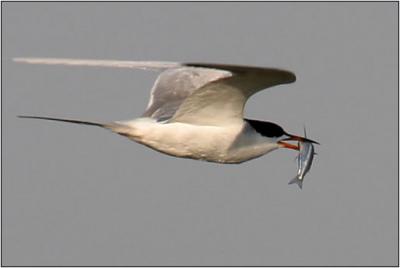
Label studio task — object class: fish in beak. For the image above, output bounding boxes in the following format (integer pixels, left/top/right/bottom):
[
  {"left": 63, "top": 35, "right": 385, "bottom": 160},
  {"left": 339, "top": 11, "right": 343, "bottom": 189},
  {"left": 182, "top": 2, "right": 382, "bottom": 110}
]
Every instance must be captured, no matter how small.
[{"left": 278, "top": 134, "right": 319, "bottom": 150}]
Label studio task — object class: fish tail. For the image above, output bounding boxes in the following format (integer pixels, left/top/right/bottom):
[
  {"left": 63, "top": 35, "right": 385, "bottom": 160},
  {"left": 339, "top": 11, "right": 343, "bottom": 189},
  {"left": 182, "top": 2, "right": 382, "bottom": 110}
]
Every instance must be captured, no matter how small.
[{"left": 288, "top": 176, "right": 303, "bottom": 189}]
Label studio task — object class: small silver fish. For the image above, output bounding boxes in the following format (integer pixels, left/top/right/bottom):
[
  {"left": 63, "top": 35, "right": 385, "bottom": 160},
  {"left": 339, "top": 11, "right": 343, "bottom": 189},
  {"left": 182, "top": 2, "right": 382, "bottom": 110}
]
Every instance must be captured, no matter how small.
[{"left": 289, "top": 128, "right": 317, "bottom": 189}]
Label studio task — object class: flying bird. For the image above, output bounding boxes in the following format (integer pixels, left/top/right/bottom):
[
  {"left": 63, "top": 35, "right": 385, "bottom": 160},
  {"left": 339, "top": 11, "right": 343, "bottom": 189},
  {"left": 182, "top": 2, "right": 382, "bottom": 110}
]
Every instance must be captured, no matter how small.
[{"left": 15, "top": 57, "right": 318, "bottom": 164}]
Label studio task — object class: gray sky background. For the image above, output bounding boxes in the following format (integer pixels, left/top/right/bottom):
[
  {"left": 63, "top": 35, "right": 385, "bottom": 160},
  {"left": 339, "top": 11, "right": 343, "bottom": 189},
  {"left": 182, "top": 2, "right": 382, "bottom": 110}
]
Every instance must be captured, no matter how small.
[{"left": 2, "top": 2, "right": 398, "bottom": 266}]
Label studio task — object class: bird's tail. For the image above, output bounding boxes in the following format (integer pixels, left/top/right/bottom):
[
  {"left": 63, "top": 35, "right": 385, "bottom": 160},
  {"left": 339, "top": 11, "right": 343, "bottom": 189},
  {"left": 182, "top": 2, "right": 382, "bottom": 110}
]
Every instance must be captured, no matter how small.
[
  {"left": 17, "top": 115, "right": 132, "bottom": 136},
  {"left": 288, "top": 176, "right": 303, "bottom": 189},
  {"left": 18, "top": 115, "right": 107, "bottom": 127}
]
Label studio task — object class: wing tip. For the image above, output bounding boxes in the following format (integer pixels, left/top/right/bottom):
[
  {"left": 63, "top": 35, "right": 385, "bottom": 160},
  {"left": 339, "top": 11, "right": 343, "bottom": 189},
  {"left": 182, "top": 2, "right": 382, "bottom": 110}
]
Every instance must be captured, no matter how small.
[
  {"left": 283, "top": 70, "right": 296, "bottom": 83},
  {"left": 13, "top": 57, "right": 183, "bottom": 70},
  {"left": 13, "top": 57, "right": 29, "bottom": 63}
]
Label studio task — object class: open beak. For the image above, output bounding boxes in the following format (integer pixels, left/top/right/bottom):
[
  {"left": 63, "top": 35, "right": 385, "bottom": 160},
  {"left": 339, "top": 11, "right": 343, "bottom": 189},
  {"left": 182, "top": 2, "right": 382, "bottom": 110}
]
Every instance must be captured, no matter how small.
[{"left": 278, "top": 134, "right": 319, "bottom": 151}]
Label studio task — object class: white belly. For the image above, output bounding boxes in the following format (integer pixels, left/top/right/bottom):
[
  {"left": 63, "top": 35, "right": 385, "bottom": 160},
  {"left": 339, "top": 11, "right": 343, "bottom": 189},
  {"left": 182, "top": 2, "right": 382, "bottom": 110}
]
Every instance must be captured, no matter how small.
[{"left": 115, "top": 118, "right": 279, "bottom": 163}]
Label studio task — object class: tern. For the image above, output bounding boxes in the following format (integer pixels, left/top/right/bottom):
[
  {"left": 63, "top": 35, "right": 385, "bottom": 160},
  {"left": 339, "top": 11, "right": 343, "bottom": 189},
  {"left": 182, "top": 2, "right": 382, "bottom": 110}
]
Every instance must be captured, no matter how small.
[{"left": 15, "top": 57, "right": 318, "bottom": 164}]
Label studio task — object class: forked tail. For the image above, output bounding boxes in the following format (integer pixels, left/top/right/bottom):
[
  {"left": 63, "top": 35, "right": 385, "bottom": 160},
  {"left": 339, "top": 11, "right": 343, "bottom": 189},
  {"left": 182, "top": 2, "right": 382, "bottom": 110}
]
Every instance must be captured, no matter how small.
[
  {"left": 18, "top": 115, "right": 106, "bottom": 127},
  {"left": 288, "top": 176, "right": 303, "bottom": 189},
  {"left": 17, "top": 115, "right": 133, "bottom": 136}
]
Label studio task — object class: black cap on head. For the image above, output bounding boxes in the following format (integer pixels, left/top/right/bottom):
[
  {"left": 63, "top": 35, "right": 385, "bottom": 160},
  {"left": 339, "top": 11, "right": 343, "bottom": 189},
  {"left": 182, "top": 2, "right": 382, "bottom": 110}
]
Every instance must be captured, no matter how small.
[{"left": 245, "top": 119, "right": 285, "bottom": 138}]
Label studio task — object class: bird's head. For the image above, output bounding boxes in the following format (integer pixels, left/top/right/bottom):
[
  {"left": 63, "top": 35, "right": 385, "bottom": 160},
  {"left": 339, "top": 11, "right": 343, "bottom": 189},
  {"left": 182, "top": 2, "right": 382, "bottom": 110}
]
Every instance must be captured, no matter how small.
[{"left": 245, "top": 119, "right": 319, "bottom": 151}]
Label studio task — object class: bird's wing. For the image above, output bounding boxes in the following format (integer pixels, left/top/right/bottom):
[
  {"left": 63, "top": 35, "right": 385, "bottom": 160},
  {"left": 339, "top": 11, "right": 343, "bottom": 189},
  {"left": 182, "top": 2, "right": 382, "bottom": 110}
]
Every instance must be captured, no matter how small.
[
  {"left": 169, "top": 63, "right": 296, "bottom": 125},
  {"left": 13, "top": 57, "right": 180, "bottom": 71},
  {"left": 13, "top": 57, "right": 232, "bottom": 122},
  {"left": 142, "top": 67, "right": 231, "bottom": 121},
  {"left": 14, "top": 58, "right": 296, "bottom": 124}
]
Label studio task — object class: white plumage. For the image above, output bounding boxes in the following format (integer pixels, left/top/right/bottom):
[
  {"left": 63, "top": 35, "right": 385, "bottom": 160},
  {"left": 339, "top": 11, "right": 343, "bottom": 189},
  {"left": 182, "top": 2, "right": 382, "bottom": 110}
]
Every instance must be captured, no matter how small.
[{"left": 15, "top": 57, "right": 318, "bottom": 163}]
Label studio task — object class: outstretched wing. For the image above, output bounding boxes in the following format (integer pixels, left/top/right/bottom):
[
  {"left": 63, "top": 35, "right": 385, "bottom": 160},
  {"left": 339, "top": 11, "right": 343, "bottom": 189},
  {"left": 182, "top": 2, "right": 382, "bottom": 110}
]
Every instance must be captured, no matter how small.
[
  {"left": 170, "top": 63, "right": 296, "bottom": 125},
  {"left": 14, "top": 58, "right": 296, "bottom": 124},
  {"left": 13, "top": 57, "right": 232, "bottom": 122}
]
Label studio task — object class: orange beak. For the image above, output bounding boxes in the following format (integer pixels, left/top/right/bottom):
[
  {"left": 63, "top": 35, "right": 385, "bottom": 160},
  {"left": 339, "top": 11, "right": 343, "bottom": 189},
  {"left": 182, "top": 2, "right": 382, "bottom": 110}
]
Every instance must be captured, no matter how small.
[
  {"left": 278, "top": 134, "right": 319, "bottom": 151},
  {"left": 278, "top": 141, "right": 300, "bottom": 150}
]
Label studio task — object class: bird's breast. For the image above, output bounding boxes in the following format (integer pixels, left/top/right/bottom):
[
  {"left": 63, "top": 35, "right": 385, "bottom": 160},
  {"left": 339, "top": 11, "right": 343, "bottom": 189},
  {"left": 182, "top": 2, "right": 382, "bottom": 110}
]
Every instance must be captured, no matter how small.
[
  {"left": 118, "top": 119, "right": 279, "bottom": 163},
  {"left": 123, "top": 119, "right": 243, "bottom": 162}
]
